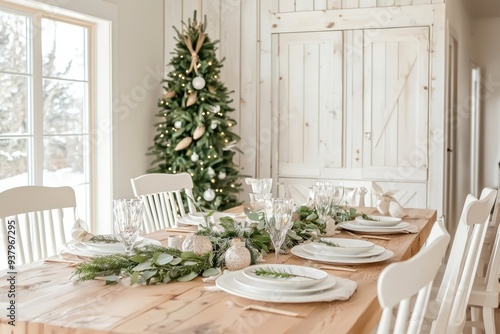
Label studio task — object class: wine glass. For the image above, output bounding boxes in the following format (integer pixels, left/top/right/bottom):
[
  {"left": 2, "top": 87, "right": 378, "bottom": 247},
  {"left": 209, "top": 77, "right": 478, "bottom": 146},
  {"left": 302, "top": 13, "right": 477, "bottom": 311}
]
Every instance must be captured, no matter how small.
[
  {"left": 113, "top": 198, "right": 144, "bottom": 254},
  {"left": 249, "top": 192, "right": 272, "bottom": 212},
  {"left": 312, "top": 184, "right": 334, "bottom": 224},
  {"left": 264, "top": 198, "right": 295, "bottom": 264}
]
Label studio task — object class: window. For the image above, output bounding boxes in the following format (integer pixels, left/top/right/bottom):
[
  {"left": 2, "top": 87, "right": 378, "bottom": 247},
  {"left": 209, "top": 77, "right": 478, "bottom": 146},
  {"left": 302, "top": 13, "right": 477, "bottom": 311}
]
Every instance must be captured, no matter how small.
[{"left": 0, "top": 1, "right": 113, "bottom": 231}]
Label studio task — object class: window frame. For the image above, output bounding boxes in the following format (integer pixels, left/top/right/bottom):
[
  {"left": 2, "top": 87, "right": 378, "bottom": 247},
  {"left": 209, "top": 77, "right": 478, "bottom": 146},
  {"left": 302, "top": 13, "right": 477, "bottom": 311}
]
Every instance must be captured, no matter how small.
[{"left": 0, "top": 0, "right": 113, "bottom": 233}]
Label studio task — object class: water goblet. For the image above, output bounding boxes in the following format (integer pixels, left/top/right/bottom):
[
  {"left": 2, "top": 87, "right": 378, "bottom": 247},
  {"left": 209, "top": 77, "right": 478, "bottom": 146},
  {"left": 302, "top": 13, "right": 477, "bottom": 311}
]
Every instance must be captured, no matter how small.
[
  {"left": 264, "top": 198, "right": 295, "bottom": 264},
  {"left": 113, "top": 198, "right": 144, "bottom": 254},
  {"left": 249, "top": 192, "right": 272, "bottom": 212},
  {"left": 312, "top": 185, "right": 334, "bottom": 224}
]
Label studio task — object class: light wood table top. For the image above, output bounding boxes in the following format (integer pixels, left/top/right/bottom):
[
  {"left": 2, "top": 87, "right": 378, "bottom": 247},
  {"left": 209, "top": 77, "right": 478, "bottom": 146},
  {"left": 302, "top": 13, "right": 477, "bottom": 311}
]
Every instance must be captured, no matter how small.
[{"left": 0, "top": 207, "right": 436, "bottom": 334}]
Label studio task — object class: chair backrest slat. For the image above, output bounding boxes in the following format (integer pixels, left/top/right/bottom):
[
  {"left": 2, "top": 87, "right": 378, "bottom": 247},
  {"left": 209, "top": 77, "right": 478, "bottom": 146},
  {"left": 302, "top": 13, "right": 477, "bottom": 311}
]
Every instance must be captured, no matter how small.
[
  {"left": 430, "top": 187, "right": 497, "bottom": 334},
  {"left": 0, "top": 186, "right": 77, "bottom": 267},
  {"left": 131, "top": 173, "right": 196, "bottom": 232},
  {"left": 377, "top": 219, "right": 451, "bottom": 334}
]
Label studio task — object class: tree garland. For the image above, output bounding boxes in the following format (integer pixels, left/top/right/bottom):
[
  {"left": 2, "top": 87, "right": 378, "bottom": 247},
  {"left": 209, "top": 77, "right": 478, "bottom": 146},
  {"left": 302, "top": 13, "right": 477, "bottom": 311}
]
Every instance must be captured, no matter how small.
[{"left": 73, "top": 205, "right": 356, "bottom": 285}]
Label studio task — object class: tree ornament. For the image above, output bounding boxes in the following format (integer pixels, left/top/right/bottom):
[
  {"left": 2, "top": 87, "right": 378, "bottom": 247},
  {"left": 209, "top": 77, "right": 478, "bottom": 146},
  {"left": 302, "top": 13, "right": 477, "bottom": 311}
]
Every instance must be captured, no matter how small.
[
  {"left": 210, "top": 120, "right": 218, "bottom": 130},
  {"left": 162, "top": 90, "right": 176, "bottom": 99},
  {"left": 212, "top": 105, "right": 221, "bottom": 113},
  {"left": 218, "top": 171, "right": 227, "bottom": 180},
  {"left": 224, "top": 238, "right": 251, "bottom": 271},
  {"left": 208, "top": 85, "right": 216, "bottom": 94},
  {"left": 207, "top": 167, "right": 215, "bottom": 177},
  {"left": 203, "top": 189, "right": 216, "bottom": 202},
  {"left": 174, "top": 137, "right": 193, "bottom": 151},
  {"left": 192, "top": 76, "right": 206, "bottom": 90},
  {"left": 186, "top": 91, "right": 197, "bottom": 106},
  {"left": 174, "top": 121, "right": 182, "bottom": 129},
  {"left": 191, "top": 152, "right": 199, "bottom": 162},
  {"left": 182, "top": 235, "right": 213, "bottom": 255},
  {"left": 193, "top": 125, "right": 206, "bottom": 140}
]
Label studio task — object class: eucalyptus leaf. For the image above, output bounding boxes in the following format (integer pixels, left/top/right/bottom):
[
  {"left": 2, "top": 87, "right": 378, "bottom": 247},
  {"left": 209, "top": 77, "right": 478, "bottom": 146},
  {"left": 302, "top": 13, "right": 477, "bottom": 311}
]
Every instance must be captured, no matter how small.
[
  {"left": 156, "top": 254, "right": 174, "bottom": 265},
  {"left": 141, "top": 270, "right": 158, "bottom": 281},
  {"left": 183, "top": 261, "right": 199, "bottom": 266},
  {"left": 132, "top": 259, "right": 154, "bottom": 271},
  {"left": 130, "top": 255, "right": 150, "bottom": 263},
  {"left": 181, "top": 251, "right": 200, "bottom": 259},
  {"left": 202, "top": 268, "right": 220, "bottom": 277},
  {"left": 170, "top": 257, "right": 182, "bottom": 265},
  {"left": 130, "top": 271, "right": 140, "bottom": 285},
  {"left": 177, "top": 271, "right": 198, "bottom": 282}
]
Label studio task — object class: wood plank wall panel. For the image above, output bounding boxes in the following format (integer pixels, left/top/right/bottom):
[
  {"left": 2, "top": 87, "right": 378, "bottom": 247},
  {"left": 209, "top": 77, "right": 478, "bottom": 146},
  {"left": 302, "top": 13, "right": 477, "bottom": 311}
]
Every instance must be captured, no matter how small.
[
  {"left": 314, "top": 0, "right": 328, "bottom": 10},
  {"left": 203, "top": 0, "right": 221, "bottom": 60}
]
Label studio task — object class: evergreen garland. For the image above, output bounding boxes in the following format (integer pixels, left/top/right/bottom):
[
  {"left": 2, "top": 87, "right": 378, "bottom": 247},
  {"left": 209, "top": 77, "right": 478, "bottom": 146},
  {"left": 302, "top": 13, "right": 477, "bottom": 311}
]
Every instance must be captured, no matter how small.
[{"left": 73, "top": 206, "right": 356, "bottom": 285}]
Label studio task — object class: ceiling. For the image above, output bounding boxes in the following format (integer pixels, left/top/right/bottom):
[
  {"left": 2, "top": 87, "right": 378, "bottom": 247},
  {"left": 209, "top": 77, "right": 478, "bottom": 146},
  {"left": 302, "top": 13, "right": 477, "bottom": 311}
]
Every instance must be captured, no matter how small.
[{"left": 463, "top": 0, "right": 500, "bottom": 18}]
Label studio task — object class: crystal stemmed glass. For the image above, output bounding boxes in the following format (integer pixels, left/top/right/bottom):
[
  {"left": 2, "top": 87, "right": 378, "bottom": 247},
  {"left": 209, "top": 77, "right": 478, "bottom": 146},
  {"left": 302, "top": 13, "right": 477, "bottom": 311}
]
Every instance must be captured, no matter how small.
[
  {"left": 113, "top": 198, "right": 144, "bottom": 254},
  {"left": 312, "top": 185, "right": 334, "bottom": 224},
  {"left": 264, "top": 198, "right": 295, "bottom": 264},
  {"left": 249, "top": 192, "right": 272, "bottom": 212}
]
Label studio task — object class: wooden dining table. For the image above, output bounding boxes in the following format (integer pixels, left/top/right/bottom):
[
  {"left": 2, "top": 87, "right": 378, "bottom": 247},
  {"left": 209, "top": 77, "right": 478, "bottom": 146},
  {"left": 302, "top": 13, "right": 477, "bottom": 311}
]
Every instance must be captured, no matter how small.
[{"left": 0, "top": 206, "right": 436, "bottom": 334}]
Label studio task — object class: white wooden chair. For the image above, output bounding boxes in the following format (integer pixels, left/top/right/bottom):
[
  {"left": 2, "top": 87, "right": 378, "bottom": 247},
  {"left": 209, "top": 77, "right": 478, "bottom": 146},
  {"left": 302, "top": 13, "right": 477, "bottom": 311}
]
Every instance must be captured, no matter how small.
[
  {"left": 0, "top": 186, "right": 77, "bottom": 266},
  {"left": 376, "top": 219, "right": 450, "bottom": 334},
  {"left": 130, "top": 173, "right": 196, "bottom": 232},
  {"left": 466, "top": 189, "right": 500, "bottom": 334},
  {"left": 427, "top": 187, "right": 497, "bottom": 334}
]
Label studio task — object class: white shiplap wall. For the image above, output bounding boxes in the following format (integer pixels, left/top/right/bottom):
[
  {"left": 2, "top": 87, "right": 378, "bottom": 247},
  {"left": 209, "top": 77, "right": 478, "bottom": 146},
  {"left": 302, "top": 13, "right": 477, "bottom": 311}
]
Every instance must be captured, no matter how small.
[{"left": 163, "top": 0, "right": 446, "bottom": 210}]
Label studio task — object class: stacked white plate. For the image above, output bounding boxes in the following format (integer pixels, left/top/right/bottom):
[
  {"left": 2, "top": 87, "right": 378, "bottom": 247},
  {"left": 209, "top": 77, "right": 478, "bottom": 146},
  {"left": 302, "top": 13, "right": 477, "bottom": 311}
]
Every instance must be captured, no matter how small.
[
  {"left": 291, "top": 238, "right": 394, "bottom": 264},
  {"left": 62, "top": 235, "right": 161, "bottom": 257},
  {"left": 216, "top": 264, "right": 344, "bottom": 303},
  {"left": 338, "top": 215, "right": 412, "bottom": 234}
]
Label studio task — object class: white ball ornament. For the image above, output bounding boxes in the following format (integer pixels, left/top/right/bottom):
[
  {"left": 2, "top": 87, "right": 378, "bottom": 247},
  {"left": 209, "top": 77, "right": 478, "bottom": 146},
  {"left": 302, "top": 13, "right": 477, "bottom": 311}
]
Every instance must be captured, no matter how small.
[
  {"left": 203, "top": 189, "right": 216, "bottom": 202},
  {"left": 191, "top": 152, "right": 199, "bottom": 162},
  {"left": 210, "top": 120, "right": 218, "bottom": 130},
  {"left": 218, "top": 171, "right": 227, "bottom": 180},
  {"left": 182, "top": 235, "right": 213, "bottom": 255},
  {"left": 192, "top": 76, "right": 206, "bottom": 90},
  {"left": 212, "top": 105, "right": 221, "bottom": 113},
  {"left": 225, "top": 238, "right": 251, "bottom": 271},
  {"left": 207, "top": 167, "right": 215, "bottom": 177},
  {"left": 174, "top": 121, "right": 182, "bottom": 129}
]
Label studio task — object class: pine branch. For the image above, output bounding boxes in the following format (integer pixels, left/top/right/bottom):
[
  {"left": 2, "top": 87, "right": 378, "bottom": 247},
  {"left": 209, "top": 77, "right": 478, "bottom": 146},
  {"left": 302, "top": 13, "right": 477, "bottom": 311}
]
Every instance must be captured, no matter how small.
[{"left": 253, "top": 267, "right": 316, "bottom": 280}]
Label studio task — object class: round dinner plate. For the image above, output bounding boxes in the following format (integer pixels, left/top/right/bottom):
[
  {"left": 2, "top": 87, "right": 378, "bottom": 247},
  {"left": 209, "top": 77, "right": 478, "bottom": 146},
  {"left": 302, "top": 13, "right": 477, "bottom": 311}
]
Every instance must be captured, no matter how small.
[
  {"left": 291, "top": 244, "right": 394, "bottom": 265},
  {"left": 242, "top": 264, "right": 328, "bottom": 289},
  {"left": 234, "top": 270, "right": 336, "bottom": 295},
  {"left": 302, "top": 243, "right": 386, "bottom": 258},
  {"left": 311, "top": 238, "right": 375, "bottom": 255},
  {"left": 62, "top": 237, "right": 161, "bottom": 257},
  {"left": 216, "top": 271, "right": 343, "bottom": 303},
  {"left": 355, "top": 215, "right": 402, "bottom": 227}
]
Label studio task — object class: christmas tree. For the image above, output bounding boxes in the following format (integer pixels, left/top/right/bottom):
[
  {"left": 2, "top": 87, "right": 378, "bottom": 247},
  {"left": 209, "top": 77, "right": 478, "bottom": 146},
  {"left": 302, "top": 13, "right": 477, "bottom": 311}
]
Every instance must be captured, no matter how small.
[{"left": 147, "top": 13, "right": 243, "bottom": 211}]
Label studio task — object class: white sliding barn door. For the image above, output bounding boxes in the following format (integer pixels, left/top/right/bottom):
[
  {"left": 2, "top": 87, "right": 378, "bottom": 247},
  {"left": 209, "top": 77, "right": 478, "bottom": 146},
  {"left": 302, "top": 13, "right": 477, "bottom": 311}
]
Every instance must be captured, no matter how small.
[
  {"left": 363, "top": 27, "right": 430, "bottom": 181},
  {"left": 276, "top": 32, "right": 344, "bottom": 178}
]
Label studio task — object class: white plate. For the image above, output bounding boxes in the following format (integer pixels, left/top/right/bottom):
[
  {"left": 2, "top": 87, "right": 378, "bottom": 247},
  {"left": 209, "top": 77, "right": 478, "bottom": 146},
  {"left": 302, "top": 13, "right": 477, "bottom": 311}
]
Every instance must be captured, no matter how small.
[
  {"left": 311, "top": 238, "right": 375, "bottom": 255},
  {"left": 303, "top": 243, "right": 386, "bottom": 258},
  {"left": 62, "top": 237, "right": 161, "bottom": 257},
  {"left": 355, "top": 215, "right": 402, "bottom": 227},
  {"left": 234, "top": 271, "right": 336, "bottom": 295},
  {"left": 242, "top": 264, "right": 328, "bottom": 289},
  {"left": 216, "top": 271, "right": 345, "bottom": 303},
  {"left": 340, "top": 221, "right": 410, "bottom": 234},
  {"left": 291, "top": 244, "right": 394, "bottom": 265}
]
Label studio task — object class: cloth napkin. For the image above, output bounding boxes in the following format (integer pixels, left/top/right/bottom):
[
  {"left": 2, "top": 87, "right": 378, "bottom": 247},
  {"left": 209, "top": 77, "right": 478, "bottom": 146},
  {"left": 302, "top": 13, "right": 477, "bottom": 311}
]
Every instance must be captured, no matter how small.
[
  {"left": 70, "top": 218, "right": 94, "bottom": 242},
  {"left": 372, "top": 181, "right": 406, "bottom": 218}
]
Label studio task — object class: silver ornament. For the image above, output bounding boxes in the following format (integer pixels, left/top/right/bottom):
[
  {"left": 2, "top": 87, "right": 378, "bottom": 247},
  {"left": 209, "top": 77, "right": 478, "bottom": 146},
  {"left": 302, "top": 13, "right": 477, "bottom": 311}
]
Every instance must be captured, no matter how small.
[
  {"left": 192, "top": 76, "right": 206, "bottom": 90},
  {"left": 207, "top": 167, "right": 215, "bottom": 177},
  {"left": 174, "top": 121, "right": 182, "bottom": 129},
  {"left": 210, "top": 120, "right": 218, "bottom": 129},
  {"left": 203, "top": 189, "right": 216, "bottom": 201},
  {"left": 218, "top": 171, "right": 226, "bottom": 180},
  {"left": 191, "top": 152, "right": 199, "bottom": 162},
  {"left": 224, "top": 238, "right": 251, "bottom": 271}
]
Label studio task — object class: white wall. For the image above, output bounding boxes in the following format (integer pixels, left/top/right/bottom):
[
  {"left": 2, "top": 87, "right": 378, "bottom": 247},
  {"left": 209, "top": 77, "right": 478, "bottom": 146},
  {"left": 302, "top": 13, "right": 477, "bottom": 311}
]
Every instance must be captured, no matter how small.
[{"left": 472, "top": 18, "right": 500, "bottom": 189}]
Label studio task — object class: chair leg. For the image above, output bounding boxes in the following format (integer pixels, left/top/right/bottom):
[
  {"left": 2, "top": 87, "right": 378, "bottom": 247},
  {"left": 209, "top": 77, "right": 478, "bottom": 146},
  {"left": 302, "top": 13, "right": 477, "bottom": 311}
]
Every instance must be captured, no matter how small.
[{"left": 483, "top": 307, "right": 496, "bottom": 334}]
